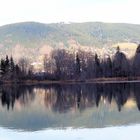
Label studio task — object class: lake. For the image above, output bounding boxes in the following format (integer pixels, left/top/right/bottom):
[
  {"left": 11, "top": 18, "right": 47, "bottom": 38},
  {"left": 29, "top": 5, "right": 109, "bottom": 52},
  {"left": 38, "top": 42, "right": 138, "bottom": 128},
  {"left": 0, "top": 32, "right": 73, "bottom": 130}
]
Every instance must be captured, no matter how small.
[{"left": 0, "top": 83, "right": 140, "bottom": 140}]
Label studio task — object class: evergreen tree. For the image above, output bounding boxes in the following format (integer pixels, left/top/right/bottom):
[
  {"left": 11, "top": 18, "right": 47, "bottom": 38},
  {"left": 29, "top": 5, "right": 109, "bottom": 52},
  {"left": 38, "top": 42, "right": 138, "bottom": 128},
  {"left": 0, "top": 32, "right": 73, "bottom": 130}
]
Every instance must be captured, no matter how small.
[
  {"left": 133, "top": 44, "right": 140, "bottom": 76},
  {"left": 0, "top": 59, "right": 6, "bottom": 76},
  {"left": 94, "top": 53, "right": 102, "bottom": 78},
  {"left": 5, "top": 55, "right": 10, "bottom": 73},
  {"left": 10, "top": 56, "right": 15, "bottom": 73},
  {"left": 75, "top": 53, "right": 81, "bottom": 79},
  {"left": 113, "top": 46, "right": 129, "bottom": 77}
]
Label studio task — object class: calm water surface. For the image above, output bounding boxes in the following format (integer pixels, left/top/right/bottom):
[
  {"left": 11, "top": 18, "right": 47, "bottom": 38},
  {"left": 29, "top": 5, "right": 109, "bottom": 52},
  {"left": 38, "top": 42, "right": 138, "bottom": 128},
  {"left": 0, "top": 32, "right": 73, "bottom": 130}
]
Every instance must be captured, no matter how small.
[{"left": 0, "top": 83, "right": 140, "bottom": 140}]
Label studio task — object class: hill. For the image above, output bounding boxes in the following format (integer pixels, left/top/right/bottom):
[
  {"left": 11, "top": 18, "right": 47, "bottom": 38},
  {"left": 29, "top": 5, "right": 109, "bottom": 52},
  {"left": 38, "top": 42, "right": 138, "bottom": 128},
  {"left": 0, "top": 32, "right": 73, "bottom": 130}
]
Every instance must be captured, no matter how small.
[{"left": 0, "top": 21, "right": 140, "bottom": 59}]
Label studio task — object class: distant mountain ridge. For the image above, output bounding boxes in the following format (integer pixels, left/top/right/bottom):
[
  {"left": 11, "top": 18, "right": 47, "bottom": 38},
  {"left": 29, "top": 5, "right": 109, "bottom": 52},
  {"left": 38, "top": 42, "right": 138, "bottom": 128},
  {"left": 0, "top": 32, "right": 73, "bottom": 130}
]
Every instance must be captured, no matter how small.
[{"left": 0, "top": 21, "right": 140, "bottom": 58}]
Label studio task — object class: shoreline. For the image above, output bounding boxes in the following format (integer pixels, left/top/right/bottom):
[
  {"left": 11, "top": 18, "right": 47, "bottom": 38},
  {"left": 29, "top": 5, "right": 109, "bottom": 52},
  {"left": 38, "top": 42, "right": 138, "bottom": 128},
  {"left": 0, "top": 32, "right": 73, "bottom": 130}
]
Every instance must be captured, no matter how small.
[{"left": 1, "top": 77, "right": 140, "bottom": 85}]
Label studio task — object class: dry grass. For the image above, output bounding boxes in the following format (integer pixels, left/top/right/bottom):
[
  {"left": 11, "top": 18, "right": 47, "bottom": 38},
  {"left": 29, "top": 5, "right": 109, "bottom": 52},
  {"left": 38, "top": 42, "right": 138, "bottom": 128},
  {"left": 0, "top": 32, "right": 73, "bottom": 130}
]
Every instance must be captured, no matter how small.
[{"left": 112, "top": 42, "right": 138, "bottom": 58}]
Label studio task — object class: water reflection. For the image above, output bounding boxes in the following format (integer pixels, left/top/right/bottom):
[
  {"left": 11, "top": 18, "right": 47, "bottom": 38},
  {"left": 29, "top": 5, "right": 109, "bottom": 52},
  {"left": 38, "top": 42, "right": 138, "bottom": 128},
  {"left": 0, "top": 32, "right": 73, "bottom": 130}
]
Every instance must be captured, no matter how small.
[
  {"left": 0, "top": 83, "right": 138, "bottom": 112},
  {"left": 0, "top": 83, "right": 140, "bottom": 131},
  {"left": 0, "top": 85, "right": 35, "bottom": 110}
]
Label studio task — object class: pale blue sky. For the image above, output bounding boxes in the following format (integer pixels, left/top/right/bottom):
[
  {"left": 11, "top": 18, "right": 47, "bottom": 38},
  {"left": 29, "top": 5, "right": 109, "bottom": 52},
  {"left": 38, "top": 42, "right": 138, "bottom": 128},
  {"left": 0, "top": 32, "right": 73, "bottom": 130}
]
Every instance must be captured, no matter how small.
[{"left": 0, "top": 0, "right": 139, "bottom": 25}]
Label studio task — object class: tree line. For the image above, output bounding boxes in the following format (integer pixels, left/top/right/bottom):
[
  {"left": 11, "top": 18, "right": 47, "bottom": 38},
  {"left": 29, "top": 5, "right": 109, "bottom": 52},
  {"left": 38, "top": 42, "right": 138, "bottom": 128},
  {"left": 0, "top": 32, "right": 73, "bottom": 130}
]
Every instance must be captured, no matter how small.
[
  {"left": 1, "top": 44, "right": 140, "bottom": 81},
  {"left": 43, "top": 44, "right": 140, "bottom": 80},
  {"left": 0, "top": 55, "right": 32, "bottom": 81}
]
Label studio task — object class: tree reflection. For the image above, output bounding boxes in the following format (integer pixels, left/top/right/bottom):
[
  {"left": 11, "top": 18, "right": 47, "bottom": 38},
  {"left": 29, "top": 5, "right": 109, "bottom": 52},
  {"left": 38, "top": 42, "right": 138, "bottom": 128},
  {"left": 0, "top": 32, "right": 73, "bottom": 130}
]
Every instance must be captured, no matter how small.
[
  {"left": 0, "top": 83, "right": 140, "bottom": 112},
  {"left": 0, "top": 85, "right": 35, "bottom": 110}
]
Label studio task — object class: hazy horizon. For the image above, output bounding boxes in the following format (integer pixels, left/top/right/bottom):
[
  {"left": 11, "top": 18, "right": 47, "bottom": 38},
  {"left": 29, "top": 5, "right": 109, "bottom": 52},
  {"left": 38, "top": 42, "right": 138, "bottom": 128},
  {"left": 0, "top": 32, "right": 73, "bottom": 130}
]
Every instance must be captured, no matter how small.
[
  {"left": 0, "top": 0, "right": 140, "bottom": 26},
  {"left": 1, "top": 20, "right": 140, "bottom": 27}
]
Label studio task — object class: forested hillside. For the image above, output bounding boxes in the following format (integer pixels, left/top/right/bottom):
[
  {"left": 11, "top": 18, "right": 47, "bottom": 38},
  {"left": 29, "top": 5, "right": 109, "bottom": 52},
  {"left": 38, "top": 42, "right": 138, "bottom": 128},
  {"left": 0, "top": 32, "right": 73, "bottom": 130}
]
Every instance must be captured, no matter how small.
[{"left": 0, "top": 22, "right": 140, "bottom": 59}]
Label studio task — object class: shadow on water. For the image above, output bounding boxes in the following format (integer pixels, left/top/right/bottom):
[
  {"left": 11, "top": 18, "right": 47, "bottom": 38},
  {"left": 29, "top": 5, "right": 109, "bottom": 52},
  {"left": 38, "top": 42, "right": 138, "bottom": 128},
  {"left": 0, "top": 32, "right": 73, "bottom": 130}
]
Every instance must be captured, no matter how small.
[{"left": 0, "top": 83, "right": 140, "bottom": 131}]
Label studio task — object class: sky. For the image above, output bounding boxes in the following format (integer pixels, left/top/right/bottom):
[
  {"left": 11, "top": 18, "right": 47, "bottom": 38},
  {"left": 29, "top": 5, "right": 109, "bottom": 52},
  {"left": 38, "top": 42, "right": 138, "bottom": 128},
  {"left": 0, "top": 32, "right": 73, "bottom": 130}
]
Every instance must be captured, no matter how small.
[{"left": 0, "top": 0, "right": 140, "bottom": 26}]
